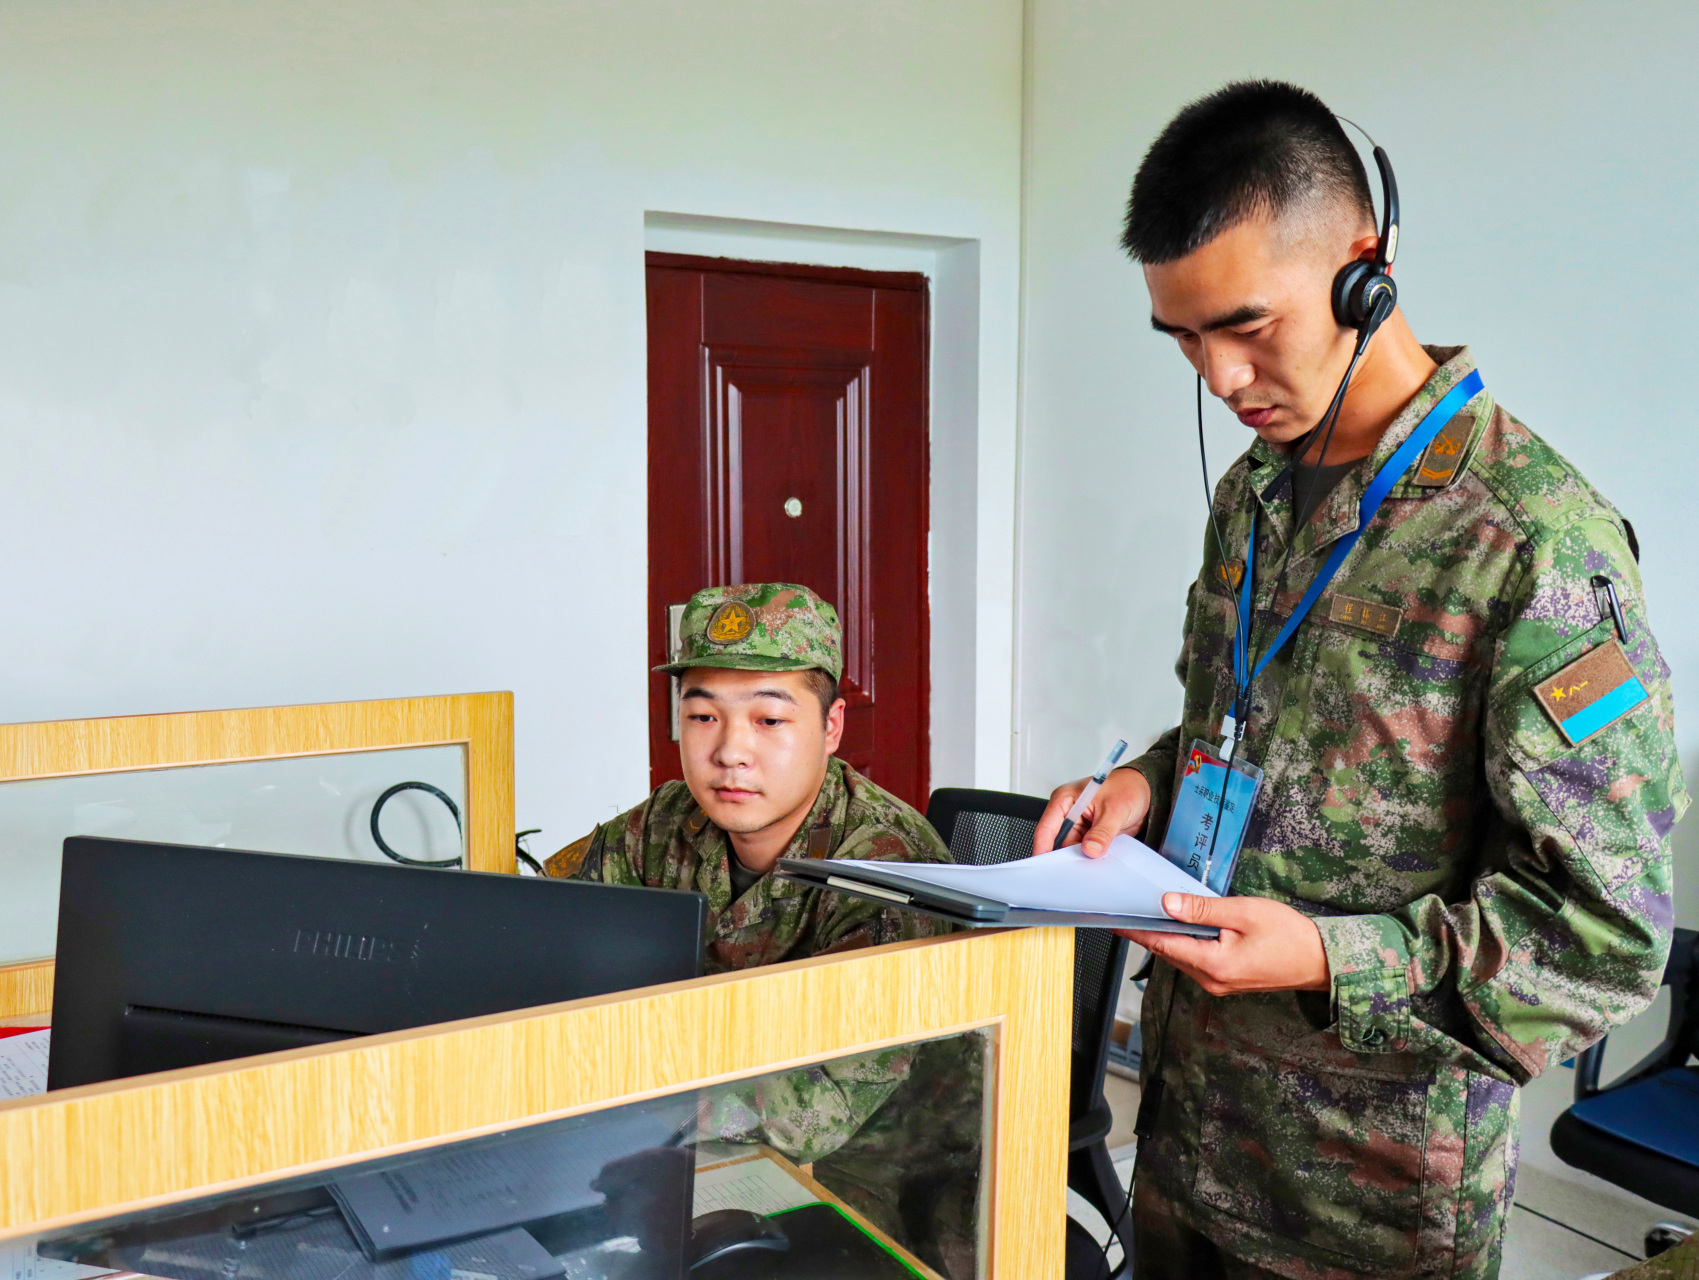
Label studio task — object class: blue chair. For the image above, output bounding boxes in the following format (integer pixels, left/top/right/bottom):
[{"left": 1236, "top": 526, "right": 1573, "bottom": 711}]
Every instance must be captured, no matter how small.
[{"left": 1551, "top": 927, "right": 1699, "bottom": 1241}]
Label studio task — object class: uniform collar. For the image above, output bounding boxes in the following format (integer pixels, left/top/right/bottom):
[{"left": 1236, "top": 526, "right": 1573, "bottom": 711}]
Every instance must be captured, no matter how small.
[{"left": 1246, "top": 345, "right": 1482, "bottom": 563}]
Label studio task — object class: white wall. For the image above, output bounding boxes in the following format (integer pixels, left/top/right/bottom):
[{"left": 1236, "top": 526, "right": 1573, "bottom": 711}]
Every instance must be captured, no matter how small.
[
  {"left": 1017, "top": 0, "right": 1699, "bottom": 1187},
  {"left": 0, "top": 0, "right": 1024, "bottom": 849}
]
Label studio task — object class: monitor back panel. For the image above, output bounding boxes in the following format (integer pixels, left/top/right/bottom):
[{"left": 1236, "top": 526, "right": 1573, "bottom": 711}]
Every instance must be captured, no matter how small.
[{"left": 49, "top": 836, "right": 707, "bottom": 1089}]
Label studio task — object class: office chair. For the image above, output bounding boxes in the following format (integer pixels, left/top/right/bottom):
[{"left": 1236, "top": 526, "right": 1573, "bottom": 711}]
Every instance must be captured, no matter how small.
[
  {"left": 923, "top": 787, "right": 1134, "bottom": 1278},
  {"left": 1551, "top": 927, "right": 1699, "bottom": 1256}
]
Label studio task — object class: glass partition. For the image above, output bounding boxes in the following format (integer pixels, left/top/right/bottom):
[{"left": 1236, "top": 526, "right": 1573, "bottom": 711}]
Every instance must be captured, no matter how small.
[
  {"left": 0, "top": 745, "right": 466, "bottom": 966},
  {"left": 15, "top": 1028, "right": 990, "bottom": 1280}
]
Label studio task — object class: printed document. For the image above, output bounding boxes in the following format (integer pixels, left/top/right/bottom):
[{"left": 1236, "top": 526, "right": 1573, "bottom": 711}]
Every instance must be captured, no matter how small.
[
  {"left": 0, "top": 1030, "right": 49, "bottom": 1100},
  {"left": 832, "top": 833, "right": 1217, "bottom": 917}
]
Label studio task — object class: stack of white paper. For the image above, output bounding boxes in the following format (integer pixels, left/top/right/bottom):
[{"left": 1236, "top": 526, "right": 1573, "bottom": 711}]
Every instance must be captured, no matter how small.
[
  {"left": 0, "top": 1030, "right": 50, "bottom": 1100},
  {"left": 831, "top": 834, "right": 1216, "bottom": 918}
]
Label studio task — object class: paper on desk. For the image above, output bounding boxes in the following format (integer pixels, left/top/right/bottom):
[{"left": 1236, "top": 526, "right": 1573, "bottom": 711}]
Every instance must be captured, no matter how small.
[
  {"left": 832, "top": 833, "right": 1218, "bottom": 916},
  {"left": 0, "top": 1030, "right": 49, "bottom": 1100},
  {"left": 0, "top": 1241, "right": 115, "bottom": 1280},
  {"left": 692, "top": 1158, "right": 819, "bottom": 1218}
]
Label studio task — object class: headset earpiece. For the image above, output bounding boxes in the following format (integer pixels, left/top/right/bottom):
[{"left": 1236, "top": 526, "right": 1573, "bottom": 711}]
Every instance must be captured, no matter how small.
[
  {"left": 1331, "top": 139, "right": 1400, "bottom": 332},
  {"left": 1331, "top": 260, "right": 1398, "bottom": 330}
]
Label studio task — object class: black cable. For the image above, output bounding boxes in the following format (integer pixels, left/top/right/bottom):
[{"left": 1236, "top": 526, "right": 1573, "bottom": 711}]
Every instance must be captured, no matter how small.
[
  {"left": 515, "top": 828, "right": 545, "bottom": 876},
  {"left": 1095, "top": 1148, "right": 1138, "bottom": 1279},
  {"left": 1198, "top": 373, "right": 1247, "bottom": 651},
  {"left": 370, "top": 781, "right": 463, "bottom": 868}
]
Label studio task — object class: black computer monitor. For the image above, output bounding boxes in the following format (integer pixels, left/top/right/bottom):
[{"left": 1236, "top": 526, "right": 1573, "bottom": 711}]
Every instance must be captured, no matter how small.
[{"left": 48, "top": 835, "right": 708, "bottom": 1090}]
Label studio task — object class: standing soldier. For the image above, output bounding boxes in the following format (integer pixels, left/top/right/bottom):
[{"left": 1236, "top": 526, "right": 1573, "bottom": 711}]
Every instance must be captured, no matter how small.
[{"left": 1038, "top": 82, "right": 1686, "bottom": 1279}]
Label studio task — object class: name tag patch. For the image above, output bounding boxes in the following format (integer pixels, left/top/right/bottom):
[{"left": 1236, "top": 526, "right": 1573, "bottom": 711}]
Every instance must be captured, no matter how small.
[
  {"left": 1533, "top": 639, "right": 1650, "bottom": 746},
  {"left": 1328, "top": 594, "right": 1403, "bottom": 638}
]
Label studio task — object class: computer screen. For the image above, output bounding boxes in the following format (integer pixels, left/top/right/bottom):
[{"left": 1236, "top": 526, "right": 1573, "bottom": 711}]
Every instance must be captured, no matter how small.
[{"left": 48, "top": 835, "right": 708, "bottom": 1090}]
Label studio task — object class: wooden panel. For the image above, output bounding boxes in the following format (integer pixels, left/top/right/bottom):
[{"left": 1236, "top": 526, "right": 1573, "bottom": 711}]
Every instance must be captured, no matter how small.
[
  {"left": 0, "top": 927, "right": 1071, "bottom": 1279},
  {"left": 0, "top": 693, "right": 515, "bottom": 1018},
  {"left": 0, "top": 963, "right": 52, "bottom": 1023},
  {"left": 704, "top": 344, "right": 875, "bottom": 705}
]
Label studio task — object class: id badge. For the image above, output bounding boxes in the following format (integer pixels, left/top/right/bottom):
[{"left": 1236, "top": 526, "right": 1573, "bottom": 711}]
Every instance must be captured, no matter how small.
[{"left": 1159, "top": 739, "right": 1264, "bottom": 895}]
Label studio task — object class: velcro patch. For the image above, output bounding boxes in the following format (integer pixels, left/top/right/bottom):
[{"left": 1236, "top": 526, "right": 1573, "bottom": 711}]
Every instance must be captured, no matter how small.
[
  {"left": 1533, "top": 639, "right": 1650, "bottom": 746},
  {"left": 1214, "top": 560, "right": 1245, "bottom": 591},
  {"left": 1412, "top": 410, "right": 1475, "bottom": 488},
  {"left": 807, "top": 821, "right": 832, "bottom": 859},
  {"left": 1328, "top": 594, "right": 1403, "bottom": 638}
]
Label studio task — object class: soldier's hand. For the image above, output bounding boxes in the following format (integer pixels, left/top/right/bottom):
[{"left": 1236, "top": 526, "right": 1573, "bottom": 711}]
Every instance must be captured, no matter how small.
[
  {"left": 1033, "top": 767, "right": 1151, "bottom": 858},
  {"left": 1118, "top": 893, "right": 1330, "bottom": 995}
]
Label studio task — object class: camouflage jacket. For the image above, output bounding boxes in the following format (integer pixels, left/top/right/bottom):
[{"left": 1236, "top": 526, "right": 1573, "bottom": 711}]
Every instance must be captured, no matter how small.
[
  {"left": 1128, "top": 346, "right": 1687, "bottom": 1279},
  {"left": 545, "top": 756, "right": 953, "bottom": 1161}
]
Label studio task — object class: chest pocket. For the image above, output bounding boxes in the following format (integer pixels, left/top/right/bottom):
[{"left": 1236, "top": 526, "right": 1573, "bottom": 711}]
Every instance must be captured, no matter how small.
[
  {"left": 1262, "top": 608, "right": 1490, "bottom": 908},
  {"left": 1292, "top": 608, "right": 1485, "bottom": 767}
]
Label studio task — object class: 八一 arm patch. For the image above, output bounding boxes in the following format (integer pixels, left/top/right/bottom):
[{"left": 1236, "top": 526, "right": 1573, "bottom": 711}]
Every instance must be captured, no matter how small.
[{"left": 1532, "top": 638, "right": 1650, "bottom": 746}]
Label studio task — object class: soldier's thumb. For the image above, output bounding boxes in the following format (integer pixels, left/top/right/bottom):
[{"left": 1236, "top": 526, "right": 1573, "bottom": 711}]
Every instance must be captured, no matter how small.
[
  {"left": 1162, "top": 893, "right": 1227, "bottom": 927},
  {"left": 1080, "top": 820, "right": 1120, "bottom": 859}
]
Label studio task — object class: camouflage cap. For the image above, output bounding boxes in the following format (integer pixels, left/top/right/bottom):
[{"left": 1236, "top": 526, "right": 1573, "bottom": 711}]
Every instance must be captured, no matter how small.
[{"left": 655, "top": 583, "right": 843, "bottom": 681}]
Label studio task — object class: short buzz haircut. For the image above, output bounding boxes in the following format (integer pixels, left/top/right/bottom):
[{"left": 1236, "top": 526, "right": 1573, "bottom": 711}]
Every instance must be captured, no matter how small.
[
  {"left": 798, "top": 669, "right": 840, "bottom": 724},
  {"left": 1121, "top": 80, "right": 1375, "bottom": 265}
]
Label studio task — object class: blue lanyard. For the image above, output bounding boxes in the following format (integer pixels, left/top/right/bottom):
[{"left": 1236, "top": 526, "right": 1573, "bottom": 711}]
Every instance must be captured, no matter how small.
[{"left": 1233, "top": 368, "right": 1485, "bottom": 693}]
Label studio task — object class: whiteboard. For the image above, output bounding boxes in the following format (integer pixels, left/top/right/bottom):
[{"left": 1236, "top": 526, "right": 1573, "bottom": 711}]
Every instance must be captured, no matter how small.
[{"left": 0, "top": 745, "right": 466, "bottom": 966}]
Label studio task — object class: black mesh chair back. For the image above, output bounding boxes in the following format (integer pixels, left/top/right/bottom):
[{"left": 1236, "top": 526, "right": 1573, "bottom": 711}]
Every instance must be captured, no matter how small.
[
  {"left": 925, "top": 788, "right": 1129, "bottom": 1118},
  {"left": 925, "top": 787, "right": 1133, "bottom": 1275}
]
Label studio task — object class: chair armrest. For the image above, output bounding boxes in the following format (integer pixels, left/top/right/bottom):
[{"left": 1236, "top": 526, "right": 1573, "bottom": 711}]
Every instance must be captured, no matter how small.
[{"left": 1574, "top": 1039, "right": 1607, "bottom": 1102}]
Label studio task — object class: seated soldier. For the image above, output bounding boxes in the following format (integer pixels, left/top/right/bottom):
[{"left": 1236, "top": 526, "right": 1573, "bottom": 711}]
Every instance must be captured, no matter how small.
[
  {"left": 545, "top": 581, "right": 951, "bottom": 963},
  {"left": 545, "top": 581, "right": 952, "bottom": 1130},
  {"left": 547, "top": 582, "right": 980, "bottom": 1276}
]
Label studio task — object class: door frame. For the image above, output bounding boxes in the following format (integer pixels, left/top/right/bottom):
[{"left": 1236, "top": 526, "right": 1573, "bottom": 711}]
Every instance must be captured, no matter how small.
[{"left": 644, "top": 252, "right": 932, "bottom": 800}]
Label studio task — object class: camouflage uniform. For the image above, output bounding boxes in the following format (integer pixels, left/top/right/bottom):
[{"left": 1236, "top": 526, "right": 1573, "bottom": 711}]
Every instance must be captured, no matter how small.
[
  {"left": 1127, "top": 347, "right": 1688, "bottom": 1279},
  {"left": 545, "top": 583, "right": 972, "bottom": 1241},
  {"left": 547, "top": 755, "right": 952, "bottom": 980}
]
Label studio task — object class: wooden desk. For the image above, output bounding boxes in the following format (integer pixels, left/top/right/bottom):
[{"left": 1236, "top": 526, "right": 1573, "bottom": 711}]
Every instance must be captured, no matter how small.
[{"left": 0, "top": 928, "right": 1071, "bottom": 1277}]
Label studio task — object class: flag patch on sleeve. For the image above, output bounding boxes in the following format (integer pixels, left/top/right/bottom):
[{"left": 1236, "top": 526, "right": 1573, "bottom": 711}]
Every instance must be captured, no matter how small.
[{"left": 1532, "top": 639, "right": 1650, "bottom": 746}]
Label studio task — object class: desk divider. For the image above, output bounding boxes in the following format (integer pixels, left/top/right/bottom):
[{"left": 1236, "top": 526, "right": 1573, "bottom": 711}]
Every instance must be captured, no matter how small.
[
  {"left": 0, "top": 692, "right": 515, "bottom": 1017},
  {"left": 0, "top": 927, "right": 1072, "bottom": 1278}
]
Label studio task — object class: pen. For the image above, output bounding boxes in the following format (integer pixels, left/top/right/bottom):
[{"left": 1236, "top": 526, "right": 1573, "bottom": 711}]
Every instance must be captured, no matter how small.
[{"left": 1053, "top": 739, "right": 1130, "bottom": 850}]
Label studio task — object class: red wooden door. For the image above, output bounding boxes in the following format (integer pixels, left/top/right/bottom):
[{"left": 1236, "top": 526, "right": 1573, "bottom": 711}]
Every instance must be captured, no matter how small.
[{"left": 646, "top": 253, "right": 930, "bottom": 807}]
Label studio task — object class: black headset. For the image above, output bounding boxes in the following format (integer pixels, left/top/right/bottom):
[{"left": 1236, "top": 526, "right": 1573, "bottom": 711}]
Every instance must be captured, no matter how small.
[{"left": 1329, "top": 136, "right": 1400, "bottom": 344}]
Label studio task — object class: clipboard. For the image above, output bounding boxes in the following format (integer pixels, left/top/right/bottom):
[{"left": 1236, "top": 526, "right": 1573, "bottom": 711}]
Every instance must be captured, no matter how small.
[{"left": 774, "top": 843, "right": 1220, "bottom": 939}]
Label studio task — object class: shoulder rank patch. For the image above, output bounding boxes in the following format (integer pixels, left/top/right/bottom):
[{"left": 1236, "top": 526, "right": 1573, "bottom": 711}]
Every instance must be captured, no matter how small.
[
  {"left": 1533, "top": 639, "right": 1650, "bottom": 746},
  {"left": 1412, "top": 409, "right": 1475, "bottom": 488},
  {"left": 807, "top": 821, "right": 832, "bottom": 859},
  {"left": 1328, "top": 594, "right": 1403, "bottom": 638},
  {"left": 1215, "top": 560, "right": 1245, "bottom": 591}
]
